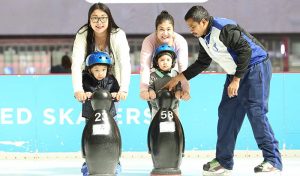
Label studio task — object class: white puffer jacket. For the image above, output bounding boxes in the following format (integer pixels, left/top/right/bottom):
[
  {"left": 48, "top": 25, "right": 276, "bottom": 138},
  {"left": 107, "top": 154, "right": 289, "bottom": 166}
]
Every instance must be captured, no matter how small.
[{"left": 71, "top": 27, "right": 131, "bottom": 93}]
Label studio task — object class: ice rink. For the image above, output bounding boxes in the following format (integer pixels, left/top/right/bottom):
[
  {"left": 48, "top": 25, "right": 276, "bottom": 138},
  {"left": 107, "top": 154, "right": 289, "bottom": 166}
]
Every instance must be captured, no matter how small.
[{"left": 0, "top": 152, "right": 299, "bottom": 176}]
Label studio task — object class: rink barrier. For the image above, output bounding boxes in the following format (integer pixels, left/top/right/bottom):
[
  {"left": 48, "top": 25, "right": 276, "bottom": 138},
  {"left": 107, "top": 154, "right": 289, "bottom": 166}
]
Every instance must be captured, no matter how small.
[{"left": 0, "top": 74, "right": 300, "bottom": 152}]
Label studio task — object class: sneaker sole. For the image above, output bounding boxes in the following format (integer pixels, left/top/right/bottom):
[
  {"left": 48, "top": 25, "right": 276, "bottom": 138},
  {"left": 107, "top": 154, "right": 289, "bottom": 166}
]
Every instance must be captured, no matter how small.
[
  {"left": 203, "top": 170, "right": 232, "bottom": 176},
  {"left": 255, "top": 171, "right": 282, "bottom": 176}
]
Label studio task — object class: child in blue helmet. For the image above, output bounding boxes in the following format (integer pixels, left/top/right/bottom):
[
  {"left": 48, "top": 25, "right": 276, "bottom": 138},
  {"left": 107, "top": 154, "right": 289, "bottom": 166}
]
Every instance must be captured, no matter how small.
[
  {"left": 81, "top": 51, "right": 121, "bottom": 176},
  {"left": 82, "top": 51, "right": 120, "bottom": 119},
  {"left": 148, "top": 44, "right": 186, "bottom": 118}
]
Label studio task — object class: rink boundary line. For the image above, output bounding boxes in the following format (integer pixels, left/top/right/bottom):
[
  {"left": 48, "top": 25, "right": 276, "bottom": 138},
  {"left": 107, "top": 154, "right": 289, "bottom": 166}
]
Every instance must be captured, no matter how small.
[{"left": 0, "top": 150, "right": 299, "bottom": 160}]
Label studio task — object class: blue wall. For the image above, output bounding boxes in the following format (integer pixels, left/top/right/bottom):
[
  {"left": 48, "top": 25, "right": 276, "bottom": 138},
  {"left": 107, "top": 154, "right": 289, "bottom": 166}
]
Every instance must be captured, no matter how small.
[{"left": 0, "top": 74, "right": 299, "bottom": 152}]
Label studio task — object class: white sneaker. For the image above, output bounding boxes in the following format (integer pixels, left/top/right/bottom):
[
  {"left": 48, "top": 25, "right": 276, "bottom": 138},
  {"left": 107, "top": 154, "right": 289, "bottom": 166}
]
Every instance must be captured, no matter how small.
[
  {"left": 203, "top": 158, "right": 232, "bottom": 176},
  {"left": 254, "top": 161, "right": 281, "bottom": 175}
]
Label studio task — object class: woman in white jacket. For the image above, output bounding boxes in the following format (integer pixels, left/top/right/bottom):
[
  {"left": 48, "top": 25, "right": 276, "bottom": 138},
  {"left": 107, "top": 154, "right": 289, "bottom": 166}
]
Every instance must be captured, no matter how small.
[
  {"left": 72, "top": 3, "right": 131, "bottom": 103},
  {"left": 71, "top": 3, "right": 130, "bottom": 175}
]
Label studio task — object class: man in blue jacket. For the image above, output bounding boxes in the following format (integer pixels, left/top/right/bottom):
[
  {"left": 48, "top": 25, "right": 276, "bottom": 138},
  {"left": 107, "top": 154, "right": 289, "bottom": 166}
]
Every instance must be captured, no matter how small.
[{"left": 164, "top": 5, "right": 282, "bottom": 175}]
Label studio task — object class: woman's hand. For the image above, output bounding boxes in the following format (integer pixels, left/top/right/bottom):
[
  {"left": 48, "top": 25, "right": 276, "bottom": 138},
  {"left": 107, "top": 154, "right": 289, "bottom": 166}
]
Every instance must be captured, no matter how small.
[
  {"left": 148, "top": 89, "right": 156, "bottom": 100},
  {"left": 111, "top": 92, "right": 118, "bottom": 99},
  {"left": 116, "top": 91, "right": 128, "bottom": 101},
  {"left": 74, "top": 91, "right": 87, "bottom": 103},
  {"left": 140, "top": 90, "right": 156, "bottom": 101},
  {"left": 140, "top": 90, "right": 150, "bottom": 100}
]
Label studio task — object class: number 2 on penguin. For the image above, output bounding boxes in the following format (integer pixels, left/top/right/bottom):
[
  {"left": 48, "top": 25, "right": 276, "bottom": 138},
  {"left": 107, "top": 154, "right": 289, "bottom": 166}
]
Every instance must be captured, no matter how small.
[{"left": 95, "top": 112, "right": 102, "bottom": 122}]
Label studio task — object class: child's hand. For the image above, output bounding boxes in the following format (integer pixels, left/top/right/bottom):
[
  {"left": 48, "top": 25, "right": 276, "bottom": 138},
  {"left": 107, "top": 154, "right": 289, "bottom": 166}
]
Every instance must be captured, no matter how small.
[
  {"left": 85, "top": 92, "right": 93, "bottom": 99},
  {"left": 149, "top": 89, "right": 156, "bottom": 100},
  {"left": 111, "top": 92, "right": 117, "bottom": 99}
]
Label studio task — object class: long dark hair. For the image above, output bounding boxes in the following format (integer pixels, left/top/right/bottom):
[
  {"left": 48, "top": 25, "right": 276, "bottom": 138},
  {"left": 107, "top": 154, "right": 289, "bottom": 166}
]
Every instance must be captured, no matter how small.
[{"left": 77, "top": 3, "right": 119, "bottom": 60}]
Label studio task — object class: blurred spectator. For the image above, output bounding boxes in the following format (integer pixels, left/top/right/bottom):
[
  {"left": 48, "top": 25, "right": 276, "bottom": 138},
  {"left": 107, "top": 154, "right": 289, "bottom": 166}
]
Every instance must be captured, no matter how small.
[
  {"left": 26, "top": 67, "right": 35, "bottom": 74},
  {"left": 4, "top": 66, "right": 14, "bottom": 74},
  {"left": 50, "top": 55, "right": 72, "bottom": 73}
]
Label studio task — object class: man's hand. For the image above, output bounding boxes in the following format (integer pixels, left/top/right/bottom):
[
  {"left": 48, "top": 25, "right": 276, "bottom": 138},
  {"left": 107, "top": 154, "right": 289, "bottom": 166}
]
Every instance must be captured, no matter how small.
[
  {"left": 181, "top": 90, "right": 191, "bottom": 100},
  {"left": 175, "top": 90, "right": 191, "bottom": 101},
  {"left": 227, "top": 76, "right": 240, "bottom": 98},
  {"left": 164, "top": 73, "right": 187, "bottom": 91}
]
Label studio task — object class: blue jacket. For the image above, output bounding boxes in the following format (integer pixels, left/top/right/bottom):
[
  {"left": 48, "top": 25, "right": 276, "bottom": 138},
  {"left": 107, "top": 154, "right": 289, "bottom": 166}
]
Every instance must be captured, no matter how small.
[{"left": 183, "top": 16, "right": 268, "bottom": 80}]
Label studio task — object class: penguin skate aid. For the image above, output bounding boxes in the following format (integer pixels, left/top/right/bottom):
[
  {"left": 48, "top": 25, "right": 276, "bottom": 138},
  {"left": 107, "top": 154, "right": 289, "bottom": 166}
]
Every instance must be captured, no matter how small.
[
  {"left": 81, "top": 88, "right": 122, "bottom": 176},
  {"left": 81, "top": 51, "right": 121, "bottom": 176},
  {"left": 143, "top": 44, "right": 189, "bottom": 176},
  {"left": 148, "top": 89, "right": 185, "bottom": 176}
]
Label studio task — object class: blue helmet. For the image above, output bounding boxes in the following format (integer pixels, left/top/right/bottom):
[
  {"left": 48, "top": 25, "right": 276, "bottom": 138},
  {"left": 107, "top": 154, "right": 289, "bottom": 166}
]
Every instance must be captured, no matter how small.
[
  {"left": 153, "top": 44, "right": 177, "bottom": 69},
  {"left": 85, "top": 51, "right": 112, "bottom": 68}
]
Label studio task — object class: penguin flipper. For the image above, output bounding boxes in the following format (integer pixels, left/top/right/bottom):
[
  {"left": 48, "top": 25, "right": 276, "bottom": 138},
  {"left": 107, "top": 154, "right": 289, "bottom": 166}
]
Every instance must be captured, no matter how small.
[
  {"left": 81, "top": 122, "right": 89, "bottom": 158},
  {"left": 147, "top": 120, "right": 154, "bottom": 153}
]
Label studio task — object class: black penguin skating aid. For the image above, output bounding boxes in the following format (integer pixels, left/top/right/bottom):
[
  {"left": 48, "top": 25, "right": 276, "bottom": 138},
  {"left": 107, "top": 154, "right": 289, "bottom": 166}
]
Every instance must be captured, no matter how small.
[
  {"left": 148, "top": 89, "right": 185, "bottom": 176},
  {"left": 82, "top": 88, "right": 121, "bottom": 176}
]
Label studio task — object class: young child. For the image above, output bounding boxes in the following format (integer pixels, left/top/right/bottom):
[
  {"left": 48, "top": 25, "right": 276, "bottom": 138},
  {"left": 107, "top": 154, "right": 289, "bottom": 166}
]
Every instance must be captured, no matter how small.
[
  {"left": 82, "top": 51, "right": 120, "bottom": 119},
  {"left": 148, "top": 44, "right": 185, "bottom": 118},
  {"left": 81, "top": 51, "right": 121, "bottom": 176}
]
